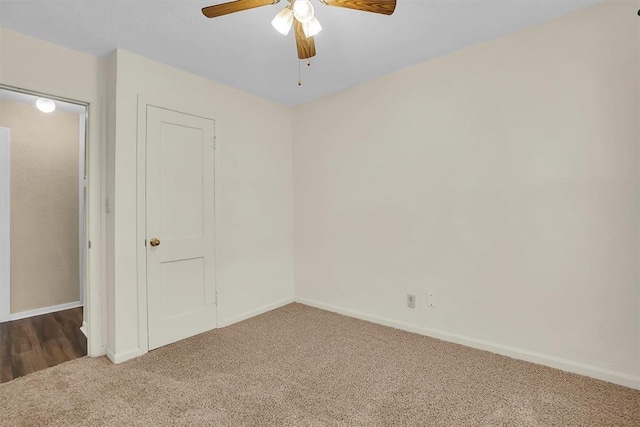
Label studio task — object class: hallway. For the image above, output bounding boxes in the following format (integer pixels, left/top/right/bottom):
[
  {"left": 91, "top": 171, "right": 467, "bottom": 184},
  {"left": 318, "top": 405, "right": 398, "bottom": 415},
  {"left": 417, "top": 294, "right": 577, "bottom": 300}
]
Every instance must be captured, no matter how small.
[{"left": 0, "top": 307, "right": 85, "bottom": 383}]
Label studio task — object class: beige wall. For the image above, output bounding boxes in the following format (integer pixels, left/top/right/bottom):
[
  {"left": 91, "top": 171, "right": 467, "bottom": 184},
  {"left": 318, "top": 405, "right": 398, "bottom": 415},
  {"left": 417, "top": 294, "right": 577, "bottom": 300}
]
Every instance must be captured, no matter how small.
[
  {"left": 0, "top": 28, "right": 104, "bottom": 356},
  {"left": 105, "top": 50, "right": 295, "bottom": 362},
  {"left": 293, "top": 1, "right": 640, "bottom": 388},
  {"left": 0, "top": 100, "right": 80, "bottom": 313}
]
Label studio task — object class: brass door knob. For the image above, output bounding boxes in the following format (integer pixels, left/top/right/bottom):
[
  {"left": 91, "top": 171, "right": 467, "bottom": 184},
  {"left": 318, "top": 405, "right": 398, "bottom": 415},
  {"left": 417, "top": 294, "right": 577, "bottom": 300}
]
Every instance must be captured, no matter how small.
[{"left": 149, "top": 238, "right": 161, "bottom": 247}]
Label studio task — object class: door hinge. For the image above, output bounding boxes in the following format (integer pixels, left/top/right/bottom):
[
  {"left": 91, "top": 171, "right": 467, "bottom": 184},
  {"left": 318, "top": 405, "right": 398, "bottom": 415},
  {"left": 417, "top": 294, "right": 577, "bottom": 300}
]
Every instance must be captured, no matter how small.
[
  {"left": 88, "top": 240, "right": 92, "bottom": 249},
  {"left": 213, "top": 136, "right": 216, "bottom": 150}
]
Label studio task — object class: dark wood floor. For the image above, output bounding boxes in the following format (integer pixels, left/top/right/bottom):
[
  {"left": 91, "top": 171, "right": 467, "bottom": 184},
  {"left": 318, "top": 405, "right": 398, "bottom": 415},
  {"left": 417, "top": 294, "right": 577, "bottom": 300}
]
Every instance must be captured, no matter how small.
[{"left": 0, "top": 307, "right": 86, "bottom": 383}]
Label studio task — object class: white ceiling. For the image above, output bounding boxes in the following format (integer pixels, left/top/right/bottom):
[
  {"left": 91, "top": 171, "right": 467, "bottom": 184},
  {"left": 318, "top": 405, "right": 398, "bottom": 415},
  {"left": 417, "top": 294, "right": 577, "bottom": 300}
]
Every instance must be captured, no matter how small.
[{"left": 0, "top": 0, "right": 600, "bottom": 106}]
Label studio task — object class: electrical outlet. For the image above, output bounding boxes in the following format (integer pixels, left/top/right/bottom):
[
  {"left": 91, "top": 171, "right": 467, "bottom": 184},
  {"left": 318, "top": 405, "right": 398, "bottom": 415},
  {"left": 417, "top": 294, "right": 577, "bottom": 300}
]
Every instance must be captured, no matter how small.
[
  {"left": 407, "top": 294, "right": 416, "bottom": 309},
  {"left": 427, "top": 292, "right": 435, "bottom": 308}
]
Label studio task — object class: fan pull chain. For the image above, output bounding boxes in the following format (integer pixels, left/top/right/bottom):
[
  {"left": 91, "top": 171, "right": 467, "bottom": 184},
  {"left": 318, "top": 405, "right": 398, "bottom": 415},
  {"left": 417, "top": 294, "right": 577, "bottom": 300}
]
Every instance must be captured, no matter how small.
[{"left": 298, "top": 59, "right": 311, "bottom": 87}]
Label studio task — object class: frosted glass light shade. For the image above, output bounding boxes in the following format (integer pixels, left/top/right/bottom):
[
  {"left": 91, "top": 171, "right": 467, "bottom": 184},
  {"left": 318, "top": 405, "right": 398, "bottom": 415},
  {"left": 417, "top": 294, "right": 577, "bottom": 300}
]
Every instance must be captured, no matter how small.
[
  {"left": 36, "top": 98, "right": 56, "bottom": 113},
  {"left": 303, "top": 17, "right": 322, "bottom": 38},
  {"left": 272, "top": 7, "right": 294, "bottom": 35},
  {"left": 293, "top": 0, "right": 314, "bottom": 24}
]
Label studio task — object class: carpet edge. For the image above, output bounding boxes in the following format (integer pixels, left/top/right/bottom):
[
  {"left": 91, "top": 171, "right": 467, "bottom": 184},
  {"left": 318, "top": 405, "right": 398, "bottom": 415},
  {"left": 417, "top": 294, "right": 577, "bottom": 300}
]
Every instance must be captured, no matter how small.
[
  {"left": 221, "top": 297, "right": 295, "bottom": 327},
  {"left": 295, "top": 297, "right": 640, "bottom": 391}
]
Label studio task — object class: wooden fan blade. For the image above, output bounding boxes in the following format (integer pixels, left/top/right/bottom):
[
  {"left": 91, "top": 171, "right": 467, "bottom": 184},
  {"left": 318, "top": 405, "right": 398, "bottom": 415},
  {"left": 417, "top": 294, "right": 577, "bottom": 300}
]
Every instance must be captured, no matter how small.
[
  {"left": 202, "top": 0, "right": 275, "bottom": 18},
  {"left": 294, "top": 20, "right": 316, "bottom": 59},
  {"left": 321, "top": 0, "right": 396, "bottom": 15}
]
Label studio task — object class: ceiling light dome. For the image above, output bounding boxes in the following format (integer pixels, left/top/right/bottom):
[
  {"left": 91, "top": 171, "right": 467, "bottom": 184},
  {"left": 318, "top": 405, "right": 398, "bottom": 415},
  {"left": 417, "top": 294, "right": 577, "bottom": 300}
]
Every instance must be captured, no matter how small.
[
  {"left": 36, "top": 98, "right": 56, "bottom": 113},
  {"left": 272, "top": 7, "right": 294, "bottom": 35},
  {"left": 303, "top": 16, "right": 322, "bottom": 38},
  {"left": 293, "top": 0, "right": 314, "bottom": 24}
]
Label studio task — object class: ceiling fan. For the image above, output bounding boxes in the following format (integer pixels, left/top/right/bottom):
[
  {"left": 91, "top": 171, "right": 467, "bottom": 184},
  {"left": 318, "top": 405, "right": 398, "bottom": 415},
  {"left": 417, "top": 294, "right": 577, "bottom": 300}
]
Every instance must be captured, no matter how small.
[{"left": 201, "top": 0, "right": 397, "bottom": 60}]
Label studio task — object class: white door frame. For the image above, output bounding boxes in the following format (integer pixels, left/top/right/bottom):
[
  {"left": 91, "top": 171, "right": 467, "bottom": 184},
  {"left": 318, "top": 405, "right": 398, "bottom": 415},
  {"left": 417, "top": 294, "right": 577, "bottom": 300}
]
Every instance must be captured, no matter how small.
[
  {"left": 136, "top": 94, "right": 218, "bottom": 353},
  {"left": 0, "top": 127, "right": 10, "bottom": 323},
  {"left": 78, "top": 112, "right": 86, "bottom": 307},
  {"left": 0, "top": 86, "right": 89, "bottom": 323}
]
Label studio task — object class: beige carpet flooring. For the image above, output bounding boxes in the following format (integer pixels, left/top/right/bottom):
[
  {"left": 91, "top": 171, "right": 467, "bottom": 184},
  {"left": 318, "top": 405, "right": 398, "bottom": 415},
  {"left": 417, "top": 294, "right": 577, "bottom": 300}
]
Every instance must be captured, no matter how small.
[{"left": 1, "top": 303, "right": 638, "bottom": 426}]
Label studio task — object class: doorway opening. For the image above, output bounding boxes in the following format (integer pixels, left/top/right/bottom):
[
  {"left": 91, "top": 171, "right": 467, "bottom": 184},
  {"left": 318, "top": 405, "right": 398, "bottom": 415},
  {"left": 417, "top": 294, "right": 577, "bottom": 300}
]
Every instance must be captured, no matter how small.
[{"left": 0, "top": 86, "right": 89, "bottom": 382}]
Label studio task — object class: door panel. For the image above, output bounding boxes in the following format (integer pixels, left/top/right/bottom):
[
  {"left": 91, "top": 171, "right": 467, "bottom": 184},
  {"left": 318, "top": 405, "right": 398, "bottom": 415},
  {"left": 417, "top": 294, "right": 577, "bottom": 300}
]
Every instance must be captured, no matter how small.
[
  {"left": 159, "top": 124, "right": 204, "bottom": 240},
  {"left": 146, "top": 106, "right": 216, "bottom": 351},
  {"left": 160, "top": 257, "right": 205, "bottom": 319}
]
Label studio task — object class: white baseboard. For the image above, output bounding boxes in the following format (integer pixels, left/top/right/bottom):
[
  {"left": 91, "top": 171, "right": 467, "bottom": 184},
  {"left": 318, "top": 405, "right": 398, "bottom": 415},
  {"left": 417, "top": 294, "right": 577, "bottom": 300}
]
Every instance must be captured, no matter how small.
[
  {"left": 87, "top": 344, "right": 106, "bottom": 358},
  {"left": 222, "top": 297, "right": 294, "bottom": 327},
  {"left": 105, "top": 347, "right": 115, "bottom": 363},
  {"left": 4, "top": 301, "right": 83, "bottom": 322},
  {"left": 295, "top": 297, "right": 640, "bottom": 391},
  {"left": 106, "top": 347, "right": 146, "bottom": 364},
  {"left": 79, "top": 320, "right": 88, "bottom": 337}
]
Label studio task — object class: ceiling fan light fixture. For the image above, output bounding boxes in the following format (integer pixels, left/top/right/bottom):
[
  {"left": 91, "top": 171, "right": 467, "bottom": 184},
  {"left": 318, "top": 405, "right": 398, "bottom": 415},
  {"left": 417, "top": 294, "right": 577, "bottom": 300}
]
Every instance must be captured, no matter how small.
[
  {"left": 293, "top": 0, "right": 314, "bottom": 24},
  {"left": 303, "top": 17, "right": 322, "bottom": 38},
  {"left": 272, "top": 7, "right": 294, "bottom": 35},
  {"left": 201, "top": 0, "right": 397, "bottom": 63}
]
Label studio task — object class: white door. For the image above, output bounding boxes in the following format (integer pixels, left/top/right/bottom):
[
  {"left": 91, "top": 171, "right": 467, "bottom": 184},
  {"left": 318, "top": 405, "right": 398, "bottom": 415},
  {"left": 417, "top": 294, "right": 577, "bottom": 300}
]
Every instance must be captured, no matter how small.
[{"left": 146, "top": 106, "right": 216, "bottom": 350}]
